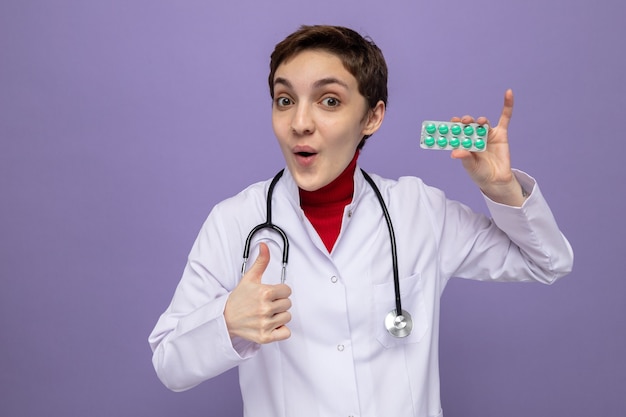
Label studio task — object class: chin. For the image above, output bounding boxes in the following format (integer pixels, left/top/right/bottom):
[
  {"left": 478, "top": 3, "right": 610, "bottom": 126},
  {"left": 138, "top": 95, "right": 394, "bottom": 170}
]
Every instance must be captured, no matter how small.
[
  {"left": 293, "top": 175, "right": 326, "bottom": 192},
  {"left": 296, "top": 181, "right": 321, "bottom": 192}
]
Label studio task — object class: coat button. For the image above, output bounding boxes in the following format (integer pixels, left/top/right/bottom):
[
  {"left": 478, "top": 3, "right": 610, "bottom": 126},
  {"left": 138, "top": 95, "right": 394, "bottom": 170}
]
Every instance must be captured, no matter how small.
[{"left": 330, "top": 276, "right": 338, "bottom": 283}]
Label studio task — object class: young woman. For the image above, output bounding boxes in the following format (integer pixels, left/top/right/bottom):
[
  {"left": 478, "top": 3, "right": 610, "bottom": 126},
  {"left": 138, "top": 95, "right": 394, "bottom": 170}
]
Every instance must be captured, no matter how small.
[{"left": 149, "top": 25, "right": 573, "bottom": 417}]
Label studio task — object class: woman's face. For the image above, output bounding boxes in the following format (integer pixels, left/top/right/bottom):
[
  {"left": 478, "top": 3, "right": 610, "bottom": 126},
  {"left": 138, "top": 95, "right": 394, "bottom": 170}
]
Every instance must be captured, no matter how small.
[{"left": 271, "top": 49, "right": 384, "bottom": 191}]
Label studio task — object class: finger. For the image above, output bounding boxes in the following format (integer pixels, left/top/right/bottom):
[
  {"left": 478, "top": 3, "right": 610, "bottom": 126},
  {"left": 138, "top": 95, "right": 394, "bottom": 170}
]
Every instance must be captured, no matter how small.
[
  {"left": 476, "top": 116, "right": 489, "bottom": 126},
  {"left": 244, "top": 242, "right": 270, "bottom": 282},
  {"left": 271, "top": 310, "right": 292, "bottom": 326},
  {"left": 258, "top": 314, "right": 292, "bottom": 344},
  {"left": 270, "top": 297, "right": 292, "bottom": 314},
  {"left": 450, "top": 116, "right": 461, "bottom": 122},
  {"left": 461, "top": 115, "right": 475, "bottom": 124},
  {"left": 450, "top": 149, "right": 473, "bottom": 160},
  {"left": 270, "top": 311, "right": 292, "bottom": 334},
  {"left": 270, "top": 324, "right": 291, "bottom": 342},
  {"left": 271, "top": 283, "right": 292, "bottom": 300},
  {"left": 496, "top": 89, "right": 514, "bottom": 130}
]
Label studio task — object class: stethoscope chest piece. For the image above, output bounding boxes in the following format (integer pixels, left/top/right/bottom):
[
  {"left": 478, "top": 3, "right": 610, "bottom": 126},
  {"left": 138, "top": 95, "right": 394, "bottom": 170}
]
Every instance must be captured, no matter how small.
[{"left": 384, "top": 309, "right": 413, "bottom": 338}]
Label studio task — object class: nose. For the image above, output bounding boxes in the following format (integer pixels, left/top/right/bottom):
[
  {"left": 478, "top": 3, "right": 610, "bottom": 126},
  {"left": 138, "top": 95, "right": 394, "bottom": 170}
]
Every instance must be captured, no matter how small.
[{"left": 291, "top": 103, "right": 315, "bottom": 135}]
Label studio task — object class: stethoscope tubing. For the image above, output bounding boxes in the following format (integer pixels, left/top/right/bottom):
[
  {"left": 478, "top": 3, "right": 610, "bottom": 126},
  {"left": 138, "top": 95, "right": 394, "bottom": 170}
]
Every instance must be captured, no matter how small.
[
  {"left": 241, "top": 168, "right": 410, "bottom": 337},
  {"left": 360, "top": 170, "right": 403, "bottom": 319},
  {"left": 241, "top": 169, "right": 289, "bottom": 283}
]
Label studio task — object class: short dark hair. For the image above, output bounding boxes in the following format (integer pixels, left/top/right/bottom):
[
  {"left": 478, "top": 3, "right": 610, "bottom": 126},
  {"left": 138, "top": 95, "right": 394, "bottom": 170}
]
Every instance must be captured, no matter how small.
[{"left": 268, "top": 25, "right": 388, "bottom": 148}]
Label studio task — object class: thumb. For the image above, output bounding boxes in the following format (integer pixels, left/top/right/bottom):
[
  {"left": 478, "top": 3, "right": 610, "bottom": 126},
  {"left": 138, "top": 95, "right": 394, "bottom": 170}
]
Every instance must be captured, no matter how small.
[{"left": 243, "top": 242, "right": 271, "bottom": 282}]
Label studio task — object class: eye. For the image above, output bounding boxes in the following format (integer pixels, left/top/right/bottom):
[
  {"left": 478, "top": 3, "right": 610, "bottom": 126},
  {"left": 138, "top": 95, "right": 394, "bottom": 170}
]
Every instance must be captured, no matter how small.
[
  {"left": 275, "top": 97, "right": 293, "bottom": 107},
  {"left": 321, "top": 97, "right": 340, "bottom": 108}
]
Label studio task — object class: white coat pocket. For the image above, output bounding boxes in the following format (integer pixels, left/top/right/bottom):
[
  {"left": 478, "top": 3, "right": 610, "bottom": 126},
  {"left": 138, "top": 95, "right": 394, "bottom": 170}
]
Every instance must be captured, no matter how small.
[{"left": 374, "top": 273, "right": 429, "bottom": 348}]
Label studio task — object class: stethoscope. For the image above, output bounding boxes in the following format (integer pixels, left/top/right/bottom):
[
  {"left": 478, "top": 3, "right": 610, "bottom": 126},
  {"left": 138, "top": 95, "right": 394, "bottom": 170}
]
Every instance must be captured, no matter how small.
[{"left": 241, "top": 169, "right": 413, "bottom": 338}]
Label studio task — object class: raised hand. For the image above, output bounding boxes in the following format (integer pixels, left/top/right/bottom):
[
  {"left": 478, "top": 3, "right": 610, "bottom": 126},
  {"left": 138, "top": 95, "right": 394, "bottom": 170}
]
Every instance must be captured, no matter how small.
[
  {"left": 224, "top": 243, "right": 292, "bottom": 344},
  {"left": 450, "top": 89, "right": 526, "bottom": 206}
]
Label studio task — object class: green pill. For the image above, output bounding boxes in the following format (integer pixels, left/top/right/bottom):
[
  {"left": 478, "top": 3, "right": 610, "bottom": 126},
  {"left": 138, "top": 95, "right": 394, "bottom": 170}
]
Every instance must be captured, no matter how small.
[
  {"left": 437, "top": 137, "right": 448, "bottom": 148},
  {"left": 474, "top": 139, "right": 486, "bottom": 150},
  {"left": 476, "top": 125, "right": 487, "bottom": 136},
  {"left": 449, "top": 137, "right": 460, "bottom": 148},
  {"left": 461, "top": 137, "right": 473, "bottom": 149},
  {"left": 424, "top": 136, "right": 436, "bottom": 147},
  {"left": 425, "top": 123, "right": 437, "bottom": 134},
  {"left": 451, "top": 124, "right": 462, "bottom": 135},
  {"left": 438, "top": 124, "right": 449, "bottom": 134},
  {"left": 463, "top": 125, "right": 474, "bottom": 135}
]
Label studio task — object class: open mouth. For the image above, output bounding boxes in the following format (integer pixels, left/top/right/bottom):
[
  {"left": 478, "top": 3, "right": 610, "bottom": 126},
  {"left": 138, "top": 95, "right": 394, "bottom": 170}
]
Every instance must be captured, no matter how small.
[{"left": 293, "top": 149, "right": 317, "bottom": 167}]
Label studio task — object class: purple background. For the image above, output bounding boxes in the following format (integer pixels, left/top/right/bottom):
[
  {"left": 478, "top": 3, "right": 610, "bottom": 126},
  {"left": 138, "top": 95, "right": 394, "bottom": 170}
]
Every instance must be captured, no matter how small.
[{"left": 1, "top": 0, "right": 624, "bottom": 415}]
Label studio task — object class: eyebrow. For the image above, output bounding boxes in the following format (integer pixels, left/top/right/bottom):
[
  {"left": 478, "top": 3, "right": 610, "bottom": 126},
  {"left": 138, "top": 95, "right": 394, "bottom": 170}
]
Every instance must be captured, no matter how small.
[
  {"left": 312, "top": 77, "right": 350, "bottom": 90},
  {"left": 273, "top": 77, "right": 350, "bottom": 91}
]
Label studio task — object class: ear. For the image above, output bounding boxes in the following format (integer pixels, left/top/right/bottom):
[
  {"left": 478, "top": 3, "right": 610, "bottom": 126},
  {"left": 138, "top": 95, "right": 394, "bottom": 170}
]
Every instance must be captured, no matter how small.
[{"left": 362, "top": 100, "right": 386, "bottom": 136}]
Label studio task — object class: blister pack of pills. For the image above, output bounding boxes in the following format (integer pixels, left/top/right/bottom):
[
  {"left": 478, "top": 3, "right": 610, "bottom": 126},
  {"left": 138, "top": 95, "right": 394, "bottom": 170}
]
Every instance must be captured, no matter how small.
[{"left": 420, "top": 121, "right": 488, "bottom": 152}]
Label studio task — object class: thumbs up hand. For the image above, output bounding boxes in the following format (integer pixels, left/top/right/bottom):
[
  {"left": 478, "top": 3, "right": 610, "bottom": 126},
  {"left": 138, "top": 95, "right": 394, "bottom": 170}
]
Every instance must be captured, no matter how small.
[{"left": 224, "top": 243, "right": 292, "bottom": 344}]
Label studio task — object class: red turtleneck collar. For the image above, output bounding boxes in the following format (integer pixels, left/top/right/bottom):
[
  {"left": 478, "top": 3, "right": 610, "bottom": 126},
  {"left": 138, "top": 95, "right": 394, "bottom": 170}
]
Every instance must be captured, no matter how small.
[{"left": 299, "top": 151, "right": 359, "bottom": 253}]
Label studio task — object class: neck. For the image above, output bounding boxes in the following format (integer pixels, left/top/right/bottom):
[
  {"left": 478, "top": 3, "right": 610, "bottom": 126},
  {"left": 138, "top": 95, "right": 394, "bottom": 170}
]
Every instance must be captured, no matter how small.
[{"left": 299, "top": 152, "right": 358, "bottom": 252}]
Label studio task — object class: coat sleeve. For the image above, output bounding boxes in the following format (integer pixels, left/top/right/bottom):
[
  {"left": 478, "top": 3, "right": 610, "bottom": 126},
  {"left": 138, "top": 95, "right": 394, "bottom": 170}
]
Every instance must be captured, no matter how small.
[
  {"left": 148, "top": 202, "right": 260, "bottom": 392},
  {"left": 437, "top": 170, "right": 573, "bottom": 284}
]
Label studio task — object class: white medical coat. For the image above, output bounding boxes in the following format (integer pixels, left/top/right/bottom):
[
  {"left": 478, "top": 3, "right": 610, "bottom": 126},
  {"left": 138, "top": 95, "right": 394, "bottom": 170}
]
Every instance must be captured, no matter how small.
[{"left": 149, "top": 167, "right": 573, "bottom": 417}]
